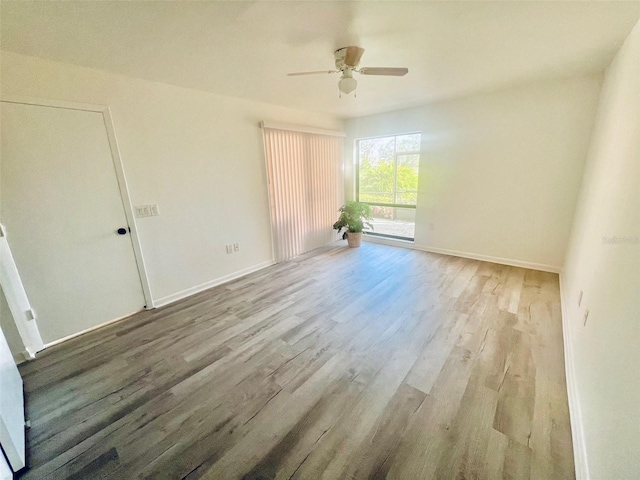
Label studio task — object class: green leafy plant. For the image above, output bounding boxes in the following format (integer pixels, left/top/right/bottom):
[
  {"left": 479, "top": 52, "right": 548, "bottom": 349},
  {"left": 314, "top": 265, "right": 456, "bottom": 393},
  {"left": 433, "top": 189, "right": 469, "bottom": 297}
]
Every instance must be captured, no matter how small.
[{"left": 333, "top": 201, "right": 374, "bottom": 239}]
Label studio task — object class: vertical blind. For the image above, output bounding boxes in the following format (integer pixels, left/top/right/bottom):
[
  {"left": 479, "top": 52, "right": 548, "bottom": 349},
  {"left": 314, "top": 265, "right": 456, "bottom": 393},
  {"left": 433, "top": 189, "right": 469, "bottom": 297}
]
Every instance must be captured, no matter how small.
[{"left": 263, "top": 126, "right": 344, "bottom": 263}]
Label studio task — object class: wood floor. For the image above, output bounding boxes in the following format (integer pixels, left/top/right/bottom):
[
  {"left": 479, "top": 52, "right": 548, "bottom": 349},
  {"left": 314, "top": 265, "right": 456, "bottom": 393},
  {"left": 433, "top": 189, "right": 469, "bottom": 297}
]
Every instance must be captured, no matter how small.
[{"left": 18, "top": 242, "right": 574, "bottom": 479}]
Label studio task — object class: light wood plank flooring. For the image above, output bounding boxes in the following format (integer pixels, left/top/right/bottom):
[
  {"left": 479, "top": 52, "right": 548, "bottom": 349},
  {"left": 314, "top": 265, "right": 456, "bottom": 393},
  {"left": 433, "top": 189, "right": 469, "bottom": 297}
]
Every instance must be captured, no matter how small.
[{"left": 18, "top": 242, "right": 574, "bottom": 479}]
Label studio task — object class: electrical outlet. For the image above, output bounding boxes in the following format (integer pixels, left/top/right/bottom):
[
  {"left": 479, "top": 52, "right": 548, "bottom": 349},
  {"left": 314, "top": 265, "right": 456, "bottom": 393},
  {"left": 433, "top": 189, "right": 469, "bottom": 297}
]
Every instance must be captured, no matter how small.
[
  {"left": 234, "top": 243, "right": 239, "bottom": 252},
  {"left": 578, "top": 290, "right": 583, "bottom": 306},
  {"left": 225, "top": 245, "right": 233, "bottom": 254},
  {"left": 583, "top": 309, "right": 589, "bottom": 326}
]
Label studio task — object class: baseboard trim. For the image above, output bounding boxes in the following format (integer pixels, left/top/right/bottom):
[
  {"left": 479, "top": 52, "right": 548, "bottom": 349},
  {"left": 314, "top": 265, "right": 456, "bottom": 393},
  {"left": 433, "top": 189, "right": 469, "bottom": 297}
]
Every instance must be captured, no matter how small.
[
  {"left": 362, "top": 235, "right": 561, "bottom": 273},
  {"left": 559, "top": 273, "right": 590, "bottom": 480},
  {"left": 13, "top": 351, "right": 30, "bottom": 365},
  {"left": 43, "top": 309, "right": 143, "bottom": 349},
  {"left": 152, "top": 260, "right": 276, "bottom": 308},
  {"left": 36, "top": 260, "right": 275, "bottom": 352}
]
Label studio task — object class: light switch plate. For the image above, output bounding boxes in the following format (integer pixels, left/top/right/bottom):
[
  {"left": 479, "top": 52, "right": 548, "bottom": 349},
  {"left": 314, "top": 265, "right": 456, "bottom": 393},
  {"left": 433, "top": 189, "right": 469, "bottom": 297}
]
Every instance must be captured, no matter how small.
[
  {"left": 149, "top": 204, "right": 160, "bottom": 216},
  {"left": 135, "top": 205, "right": 151, "bottom": 217}
]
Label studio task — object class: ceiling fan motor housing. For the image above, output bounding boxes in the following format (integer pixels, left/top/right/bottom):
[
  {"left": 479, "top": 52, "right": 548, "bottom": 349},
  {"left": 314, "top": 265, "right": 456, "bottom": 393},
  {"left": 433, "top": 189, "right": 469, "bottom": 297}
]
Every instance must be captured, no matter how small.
[{"left": 334, "top": 47, "right": 356, "bottom": 71}]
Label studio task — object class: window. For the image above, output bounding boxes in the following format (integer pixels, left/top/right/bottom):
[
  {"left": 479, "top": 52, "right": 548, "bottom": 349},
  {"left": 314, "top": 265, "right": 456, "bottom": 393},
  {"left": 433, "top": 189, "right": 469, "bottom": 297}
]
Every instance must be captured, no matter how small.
[{"left": 356, "top": 133, "right": 421, "bottom": 241}]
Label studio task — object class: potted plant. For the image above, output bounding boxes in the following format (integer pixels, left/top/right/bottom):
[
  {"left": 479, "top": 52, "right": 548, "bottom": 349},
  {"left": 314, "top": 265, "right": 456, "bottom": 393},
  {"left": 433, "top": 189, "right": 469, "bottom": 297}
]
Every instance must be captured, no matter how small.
[{"left": 333, "top": 201, "right": 373, "bottom": 248}]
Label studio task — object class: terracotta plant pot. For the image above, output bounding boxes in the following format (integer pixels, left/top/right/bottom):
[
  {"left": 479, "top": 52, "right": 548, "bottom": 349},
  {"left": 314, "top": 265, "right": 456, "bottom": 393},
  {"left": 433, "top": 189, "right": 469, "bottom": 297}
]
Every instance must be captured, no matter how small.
[{"left": 347, "top": 232, "right": 363, "bottom": 248}]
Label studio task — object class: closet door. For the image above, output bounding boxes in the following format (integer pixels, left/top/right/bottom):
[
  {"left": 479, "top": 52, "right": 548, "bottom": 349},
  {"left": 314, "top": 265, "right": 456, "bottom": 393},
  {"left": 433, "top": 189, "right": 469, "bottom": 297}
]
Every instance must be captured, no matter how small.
[{"left": 1, "top": 101, "right": 146, "bottom": 344}]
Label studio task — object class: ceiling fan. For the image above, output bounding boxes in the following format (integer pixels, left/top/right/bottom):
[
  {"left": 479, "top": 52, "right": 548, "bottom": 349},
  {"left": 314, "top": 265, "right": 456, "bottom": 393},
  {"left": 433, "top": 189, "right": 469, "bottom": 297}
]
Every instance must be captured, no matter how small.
[{"left": 287, "top": 46, "right": 408, "bottom": 96}]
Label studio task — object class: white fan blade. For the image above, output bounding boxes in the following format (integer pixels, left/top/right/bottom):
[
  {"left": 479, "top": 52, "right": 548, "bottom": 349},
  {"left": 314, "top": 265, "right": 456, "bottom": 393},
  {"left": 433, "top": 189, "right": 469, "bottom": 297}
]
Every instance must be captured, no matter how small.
[
  {"left": 359, "top": 67, "right": 408, "bottom": 76},
  {"left": 287, "top": 70, "right": 338, "bottom": 76},
  {"left": 344, "top": 46, "right": 365, "bottom": 67}
]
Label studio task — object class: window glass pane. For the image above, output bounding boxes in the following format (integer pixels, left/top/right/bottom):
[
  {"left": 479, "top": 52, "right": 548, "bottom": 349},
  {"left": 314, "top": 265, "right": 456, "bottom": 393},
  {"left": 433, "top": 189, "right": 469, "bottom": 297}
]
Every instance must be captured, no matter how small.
[
  {"left": 359, "top": 192, "right": 394, "bottom": 204},
  {"left": 395, "top": 154, "right": 419, "bottom": 205},
  {"left": 359, "top": 161, "right": 394, "bottom": 195},
  {"left": 369, "top": 207, "right": 416, "bottom": 239},
  {"left": 395, "top": 192, "right": 418, "bottom": 205},
  {"left": 395, "top": 134, "right": 420, "bottom": 153},
  {"left": 358, "top": 137, "right": 395, "bottom": 164},
  {"left": 356, "top": 132, "right": 421, "bottom": 240},
  {"left": 397, "top": 153, "right": 419, "bottom": 168}
]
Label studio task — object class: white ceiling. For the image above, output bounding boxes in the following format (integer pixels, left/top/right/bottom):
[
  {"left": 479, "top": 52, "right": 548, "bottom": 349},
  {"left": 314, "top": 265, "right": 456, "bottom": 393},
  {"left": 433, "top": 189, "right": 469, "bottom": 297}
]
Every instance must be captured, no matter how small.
[{"left": 2, "top": 1, "right": 639, "bottom": 118}]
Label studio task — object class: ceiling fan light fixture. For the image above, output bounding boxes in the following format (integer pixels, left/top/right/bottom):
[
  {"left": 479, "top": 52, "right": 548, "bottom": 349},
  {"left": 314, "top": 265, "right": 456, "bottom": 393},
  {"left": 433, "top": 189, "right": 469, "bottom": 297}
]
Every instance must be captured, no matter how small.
[
  {"left": 287, "top": 46, "right": 408, "bottom": 95},
  {"left": 338, "top": 76, "right": 357, "bottom": 95}
]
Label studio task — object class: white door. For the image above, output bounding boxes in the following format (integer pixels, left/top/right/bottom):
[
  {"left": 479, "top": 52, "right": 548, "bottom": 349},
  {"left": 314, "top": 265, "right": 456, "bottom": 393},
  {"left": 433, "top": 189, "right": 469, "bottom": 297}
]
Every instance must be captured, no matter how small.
[
  {"left": 1, "top": 102, "right": 146, "bottom": 344},
  {"left": 0, "top": 452, "right": 13, "bottom": 480},
  {"left": 0, "top": 324, "right": 25, "bottom": 471}
]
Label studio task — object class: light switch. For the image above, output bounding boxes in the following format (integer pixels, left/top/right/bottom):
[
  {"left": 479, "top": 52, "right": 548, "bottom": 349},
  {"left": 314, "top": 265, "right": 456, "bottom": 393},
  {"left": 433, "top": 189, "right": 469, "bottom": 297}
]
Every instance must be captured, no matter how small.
[
  {"left": 135, "top": 205, "right": 151, "bottom": 217},
  {"left": 150, "top": 204, "right": 160, "bottom": 216}
]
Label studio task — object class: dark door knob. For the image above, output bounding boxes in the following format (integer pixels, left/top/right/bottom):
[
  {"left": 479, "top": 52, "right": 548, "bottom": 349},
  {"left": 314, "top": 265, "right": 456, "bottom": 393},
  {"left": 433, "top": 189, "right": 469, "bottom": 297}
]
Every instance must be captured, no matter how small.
[{"left": 117, "top": 228, "right": 128, "bottom": 235}]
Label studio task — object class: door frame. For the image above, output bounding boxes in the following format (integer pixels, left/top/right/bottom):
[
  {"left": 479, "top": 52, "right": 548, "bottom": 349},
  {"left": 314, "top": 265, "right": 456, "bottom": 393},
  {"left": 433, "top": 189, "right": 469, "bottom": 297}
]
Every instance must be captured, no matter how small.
[{"left": 1, "top": 95, "right": 154, "bottom": 311}]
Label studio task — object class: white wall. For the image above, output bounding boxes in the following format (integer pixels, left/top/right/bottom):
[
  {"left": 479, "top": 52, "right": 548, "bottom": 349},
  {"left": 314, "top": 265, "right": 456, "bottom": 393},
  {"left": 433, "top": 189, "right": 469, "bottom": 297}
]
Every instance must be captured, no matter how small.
[
  {"left": 1, "top": 52, "right": 342, "bottom": 323},
  {"left": 562, "top": 20, "right": 640, "bottom": 480},
  {"left": 345, "top": 75, "right": 603, "bottom": 270}
]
